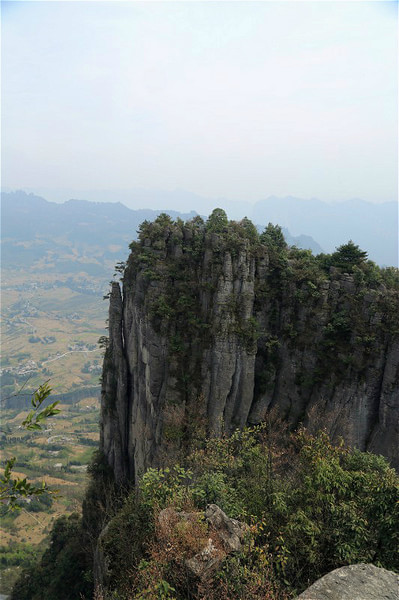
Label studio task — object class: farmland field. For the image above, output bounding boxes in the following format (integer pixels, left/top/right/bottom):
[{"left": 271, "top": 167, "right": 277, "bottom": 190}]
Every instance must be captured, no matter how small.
[{"left": 0, "top": 265, "right": 110, "bottom": 594}]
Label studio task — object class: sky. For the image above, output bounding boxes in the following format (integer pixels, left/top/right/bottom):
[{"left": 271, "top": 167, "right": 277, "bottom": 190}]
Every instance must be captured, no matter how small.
[{"left": 1, "top": 0, "right": 398, "bottom": 209}]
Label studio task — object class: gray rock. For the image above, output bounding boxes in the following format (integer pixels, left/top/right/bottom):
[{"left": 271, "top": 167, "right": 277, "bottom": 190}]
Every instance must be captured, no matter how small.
[
  {"left": 157, "top": 504, "right": 247, "bottom": 581},
  {"left": 185, "top": 537, "right": 221, "bottom": 580},
  {"left": 296, "top": 563, "right": 399, "bottom": 600},
  {"left": 205, "top": 503, "right": 247, "bottom": 552}
]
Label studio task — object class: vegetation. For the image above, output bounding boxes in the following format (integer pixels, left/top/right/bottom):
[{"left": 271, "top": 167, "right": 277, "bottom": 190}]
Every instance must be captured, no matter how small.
[
  {"left": 328, "top": 240, "right": 368, "bottom": 272},
  {"left": 23, "top": 425, "right": 397, "bottom": 600},
  {"left": 106, "top": 426, "right": 398, "bottom": 599},
  {"left": 11, "top": 513, "right": 92, "bottom": 600},
  {"left": 1, "top": 383, "right": 60, "bottom": 510}
]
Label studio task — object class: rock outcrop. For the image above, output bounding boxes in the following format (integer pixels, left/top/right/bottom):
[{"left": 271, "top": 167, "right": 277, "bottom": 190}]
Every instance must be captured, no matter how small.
[
  {"left": 100, "top": 216, "right": 399, "bottom": 484},
  {"left": 296, "top": 563, "right": 399, "bottom": 600},
  {"left": 158, "top": 504, "right": 247, "bottom": 581}
]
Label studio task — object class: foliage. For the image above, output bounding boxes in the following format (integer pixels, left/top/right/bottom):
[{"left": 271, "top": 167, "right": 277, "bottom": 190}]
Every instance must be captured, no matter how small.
[
  {"left": 1, "top": 382, "right": 59, "bottom": 510},
  {"left": 21, "top": 382, "right": 60, "bottom": 431},
  {"left": 82, "top": 450, "right": 120, "bottom": 541},
  {"left": 267, "top": 430, "right": 399, "bottom": 589},
  {"left": 203, "top": 551, "right": 290, "bottom": 600},
  {"left": 98, "top": 335, "right": 109, "bottom": 350},
  {"left": 206, "top": 208, "right": 229, "bottom": 233},
  {"left": 239, "top": 217, "right": 259, "bottom": 244},
  {"left": 140, "top": 466, "right": 193, "bottom": 511},
  {"left": 317, "top": 240, "right": 369, "bottom": 274},
  {"left": 98, "top": 493, "right": 153, "bottom": 596},
  {"left": 330, "top": 240, "right": 368, "bottom": 272},
  {"left": 0, "top": 458, "right": 49, "bottom": 510},
  {"left": 260, "top": 223, "right": 287, "bottom": 252},
  {"left": 95, "top": 426, "right": 399, "bottom": 599},
  {"left": 0, "top": 542, "right": 38, "bottom": 569},
  {"left": 380, "top": 266, "right": 399, "bottom": 289}
]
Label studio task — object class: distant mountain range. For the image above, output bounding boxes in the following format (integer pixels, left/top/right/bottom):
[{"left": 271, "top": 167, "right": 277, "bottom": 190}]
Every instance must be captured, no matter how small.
[
  {"left": 252, "top": 196, "right": 398, "bottom": 267},
  {"left": 2, "top": 190, "right": 397, "bottom": 267},
  {"left": 1, "top": 191, "right": 326, "bottom": 274},
  {"left": 1, "top": 191, "right": 198, "bottom": 275}
]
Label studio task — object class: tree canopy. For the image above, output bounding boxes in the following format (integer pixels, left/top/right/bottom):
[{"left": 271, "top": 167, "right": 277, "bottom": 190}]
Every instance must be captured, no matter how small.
[
  {"left": 330, "top": 240, "right": 368, "bottom": 272},
  {"left": 206, "top": 208, "right": 229, "bottom": 233}
]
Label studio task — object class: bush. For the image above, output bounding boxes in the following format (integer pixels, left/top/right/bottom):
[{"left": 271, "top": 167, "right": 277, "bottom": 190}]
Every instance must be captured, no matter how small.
[
  {"left": 96, "top": 427, "right": 399, "bottom": 599},
  {"left": 330, "top": 240, "right": 368, "bottom": 272}
]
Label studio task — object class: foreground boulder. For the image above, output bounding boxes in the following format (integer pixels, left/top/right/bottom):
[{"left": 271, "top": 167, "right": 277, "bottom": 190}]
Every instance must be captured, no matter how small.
[{"left": 296, "top": 563, "right": 399, "bottom": 600}]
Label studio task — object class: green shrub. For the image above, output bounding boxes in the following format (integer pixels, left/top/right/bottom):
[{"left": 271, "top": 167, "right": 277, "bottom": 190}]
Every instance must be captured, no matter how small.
[{"left": 96, "top": 426, "right": 398, "bottom": 599}]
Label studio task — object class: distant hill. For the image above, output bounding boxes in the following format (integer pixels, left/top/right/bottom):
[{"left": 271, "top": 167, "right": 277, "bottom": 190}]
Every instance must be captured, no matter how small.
[
  {"left": 253, "top": 196, "right": 398, "bottom": 267},
  {"left": 0, "top": 191, "right": 198, "bottom": 275},
  {"left": 1, "top": 190, "right": 197, "bottom": 243},
  {"left": 1, "top": 191, "right": 323, "bottom": 272}
]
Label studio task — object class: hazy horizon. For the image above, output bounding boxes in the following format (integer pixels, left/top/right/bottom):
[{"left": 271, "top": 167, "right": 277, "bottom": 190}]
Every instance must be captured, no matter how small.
[
  {"left": 2, "top": 185, "right": 397, "bottom": 222},
  {"left": 2, "top": 1, "right": 398, "bottom": 212},
  {"left": 3, "top": 186, "right": 398, "bottom": 267}
]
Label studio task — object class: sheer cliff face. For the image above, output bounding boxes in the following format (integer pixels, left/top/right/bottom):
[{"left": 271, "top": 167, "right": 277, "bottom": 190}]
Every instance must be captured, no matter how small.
[{"left": 100, "top": 218, "right": 399, "bottom": 483}]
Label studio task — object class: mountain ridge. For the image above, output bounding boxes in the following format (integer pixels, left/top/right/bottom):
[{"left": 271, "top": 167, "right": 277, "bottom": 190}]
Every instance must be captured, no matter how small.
[
  {"left": 1, "top": 191, "right": 323, "bottom": 267},
  {"left": 2, "top": 189, "right": 396, "bottom": 266}
]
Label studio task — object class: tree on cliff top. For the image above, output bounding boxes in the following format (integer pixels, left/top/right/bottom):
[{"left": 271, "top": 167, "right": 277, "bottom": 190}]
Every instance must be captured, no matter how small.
[
  {"left": 260, "top": 223, "right": 287, "bottom": 252},
  {"left": 331, "top": 240, "right": 368, "bottom": 272},
  {"left": 206, "top": 208, "right": 228, "bottom": 233}
]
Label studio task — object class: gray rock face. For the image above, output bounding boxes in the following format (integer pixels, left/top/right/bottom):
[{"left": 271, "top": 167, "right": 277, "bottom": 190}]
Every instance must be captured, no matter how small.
[
  {"left": 100, "top": 224, "right": 399, "bottom": 484},
  {"left": 296, "top": 563, "right": 399, "bottom": 600}
]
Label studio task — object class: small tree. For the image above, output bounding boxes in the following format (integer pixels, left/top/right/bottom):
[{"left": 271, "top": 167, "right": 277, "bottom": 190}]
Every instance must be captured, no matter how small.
[
  {"left": 240, "top": 217, "right": 259, "bottom": 243},
  {"left": 331, "top": 240, "right": 368, "bottom": 272},
  {"left": 260, "top": 223, "right": 287, "bottom": 252},
  {"left": 206, "top": 208, "right": 228, "bottom": 233}
]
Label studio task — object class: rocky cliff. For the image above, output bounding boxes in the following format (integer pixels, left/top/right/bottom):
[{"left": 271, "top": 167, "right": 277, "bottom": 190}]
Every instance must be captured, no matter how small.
[{"left": 100, "top": 213, "right": 399, "bottom": 483}]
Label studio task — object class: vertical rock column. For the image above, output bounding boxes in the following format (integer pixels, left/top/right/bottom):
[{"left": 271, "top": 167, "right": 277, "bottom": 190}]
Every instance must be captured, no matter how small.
[
  {"left": 201, "top": 246, "right": 257, "bottom": 435},
  {"left": 100, "top": 282, "right": 129, "bottom": 483}
]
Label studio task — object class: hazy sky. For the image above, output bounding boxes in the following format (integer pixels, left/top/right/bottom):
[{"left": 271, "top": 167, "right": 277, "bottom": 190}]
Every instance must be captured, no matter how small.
[{"left": 1, "top": 1, "right": 398, "bottom": 206}]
